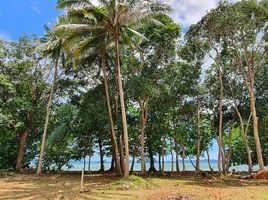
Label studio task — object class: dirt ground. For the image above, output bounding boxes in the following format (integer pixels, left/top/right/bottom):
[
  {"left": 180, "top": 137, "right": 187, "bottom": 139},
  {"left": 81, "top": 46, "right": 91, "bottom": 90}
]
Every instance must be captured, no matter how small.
[{"left": 0, "top": 172, "right": 267, "bottom": 200}]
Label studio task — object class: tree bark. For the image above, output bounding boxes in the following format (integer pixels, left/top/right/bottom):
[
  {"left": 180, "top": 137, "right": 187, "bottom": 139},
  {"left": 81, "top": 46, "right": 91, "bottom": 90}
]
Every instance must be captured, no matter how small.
[
  {"left": 98, "top": 138, "right": 104, "bottom": 173},
  {"left": 100, "top": 52, "right": 121, "bottom": 175},
  {"left": 114, "top": 33, "right": 129, "bottom": 177},
  {"left": 206, "top": 150, "right": 213, "bottom": 172},
  {"left": 130, "top": 134, "right": 139, "bottom": 173},
  {"left": 119, "top": 136, "right": 125, "bottom": 174},
  {"left": 226, "top": 125, "right": 232, "bottom": 172},
  {"left": 181, "top": 144, "right": 186, "bottom": 172},
  {"left": 175, "top": 139, "right": 180, "bottom": 172},
  {"left": 16, "top": 128, "right": 30, "bottom": 172},
  {"left": 170, "top": 138, "right": 174, "bottom": 174},
  {"left": 37, "top": 57, "right": 58, "bottom": 175},
  {"left": 139, "top": 97, "right": 148, "bottom": 175},
  {"left": 219, "top": 68, "right": 225, "bottom": 173},
  {"left": 196, "top": 106, "right": 201, "bottom": 172},
  {"left": 158, "top": 153, "right": 161, "bottom": 172},
  {"left": 148, "top": 140, "right": 157, "bottom": 172},
  {"left": 249, "top": 75, "right": 265, "bottom": 171}
]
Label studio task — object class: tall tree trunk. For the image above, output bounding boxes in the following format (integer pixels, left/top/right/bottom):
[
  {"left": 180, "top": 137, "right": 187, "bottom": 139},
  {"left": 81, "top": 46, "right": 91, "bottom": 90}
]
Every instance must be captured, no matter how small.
[
  {"left": 206, "top": 150, "right": 213, "bottom": 172},
  {"left": 230, "top": 84, "right": 253, "bottom": 173},
  {"left": 181, "top": 144, "right": 186, "bottom": 172},
  {"left": 100, "top": 52, "right": 121, "bottom": 175},
  {"left": 196, "top": 106, "right": 201, "bottom": 172},
  {"left": 226, "top": 125, "right": 233, "bottom": 172},
  {"left": 175, "top": 139, "right": 180, "bottom": 172},
  {"left": 119, "top": 136, "right": 125, "bottom": 174},
  {"left": 249, "top": 75, "right": 265, "bottom": 171},
  {"left": 37, "top": 58, "right": 58, "bottom": 175},
  {"left": 114, "top": 33, "right": 129, "bottom": 177},
  {"left": 139, "top": 97, "right": 148, "bottom": 175},
  {"left": 219, "top": 69, "right": 225, "bottom": 173},
  {"left": 170, "top": 138, "right": 174, "bottom": 174},
  {"left": 98, "top": 138, "right": 104, "bottom": 172}
]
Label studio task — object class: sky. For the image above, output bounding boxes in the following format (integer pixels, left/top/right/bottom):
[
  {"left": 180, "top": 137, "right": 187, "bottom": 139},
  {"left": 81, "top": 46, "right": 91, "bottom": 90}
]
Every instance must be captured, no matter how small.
[
  {"left": 0, "top": 0, "right": 220, "bottom": 161},
  {"left": 0, "top": 0, "right": 221, "bottom": 41}
]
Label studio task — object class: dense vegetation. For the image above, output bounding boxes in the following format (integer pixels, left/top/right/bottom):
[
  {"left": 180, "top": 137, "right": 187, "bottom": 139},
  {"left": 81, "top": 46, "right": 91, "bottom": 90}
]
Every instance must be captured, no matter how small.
[{"left": 0, "top": 0, "right": 267, "bottom": 177}]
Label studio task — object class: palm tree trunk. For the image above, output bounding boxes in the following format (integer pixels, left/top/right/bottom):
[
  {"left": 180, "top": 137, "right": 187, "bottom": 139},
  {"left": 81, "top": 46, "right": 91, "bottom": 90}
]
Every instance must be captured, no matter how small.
[
  {"left": 175, "top": 139, "right": 179, "bottom": 172},
  {"left": 100, "top": 52, "right": 121, "bottom": 175},
  {"left": 249, "top": 75, "right": 265, "bottom": 171},
  {"left": 114, "top": 33, "right": 129, "bottom": 177},
  {"left": 37, "top": 58, "right": 58, "bottom": 175}
]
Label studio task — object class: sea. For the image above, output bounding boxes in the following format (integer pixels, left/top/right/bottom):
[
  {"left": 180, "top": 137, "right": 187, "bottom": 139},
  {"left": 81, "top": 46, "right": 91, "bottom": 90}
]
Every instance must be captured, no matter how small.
[{"left": 62, "top": 160, "right": 267, "bottom": 172}]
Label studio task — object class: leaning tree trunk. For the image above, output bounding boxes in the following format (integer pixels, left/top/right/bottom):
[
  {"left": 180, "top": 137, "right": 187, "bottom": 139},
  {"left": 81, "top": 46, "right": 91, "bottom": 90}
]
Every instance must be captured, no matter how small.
[
  {"left": 16, "top": 114, "right": 32, "bottom": 172},
  {"left": 100, "top": 52, "right": 122, "bottom": 176},
  {"left": 114, "top": 32, "right": 129, "bottom": 177},
  {"left": 175, "top": 139, "right": 180, "bottom": 172},
  {"left": 37, "top": 58, "right": 58, "bottom": 175},
  {"left": 206, "top": 150, "right": 213, "bottom": 172},
  {"left": 249, "top": 75, "right": 265, "bottom": 171}
]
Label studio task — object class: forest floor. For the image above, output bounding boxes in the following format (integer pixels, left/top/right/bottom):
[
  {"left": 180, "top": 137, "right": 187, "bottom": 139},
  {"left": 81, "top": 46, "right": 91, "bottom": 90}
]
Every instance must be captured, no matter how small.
[{"left": 0, "top": 172, "right": 268, "bottom": 200}]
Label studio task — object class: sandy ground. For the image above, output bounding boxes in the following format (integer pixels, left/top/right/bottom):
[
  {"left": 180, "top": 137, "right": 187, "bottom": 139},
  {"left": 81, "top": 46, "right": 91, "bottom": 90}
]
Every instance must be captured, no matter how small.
[{"left": 0, "top": 173, "right": 268, "bottom": 200}]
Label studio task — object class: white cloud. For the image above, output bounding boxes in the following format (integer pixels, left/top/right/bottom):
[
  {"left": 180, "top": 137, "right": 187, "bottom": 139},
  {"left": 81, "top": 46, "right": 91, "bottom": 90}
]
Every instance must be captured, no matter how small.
[
  {"left": 31, "top": 5, "right": 41, "bottom": 15},
  {"left": 162, "top": 0, "right": 218, "bottom": 28},
  {"left": 0, "top": 31, "right": 12, "bottom": 41}
]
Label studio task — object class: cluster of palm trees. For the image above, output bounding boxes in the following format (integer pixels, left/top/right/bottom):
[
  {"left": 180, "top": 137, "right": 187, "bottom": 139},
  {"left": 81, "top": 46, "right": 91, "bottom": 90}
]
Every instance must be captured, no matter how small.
[{"left": 36, "top": 0, "right": 170, "bottom": 177}]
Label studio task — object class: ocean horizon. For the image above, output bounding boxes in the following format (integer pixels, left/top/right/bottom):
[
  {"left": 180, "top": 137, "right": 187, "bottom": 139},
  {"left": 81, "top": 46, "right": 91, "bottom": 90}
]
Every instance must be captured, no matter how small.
[{"left": 61, "top": 160, "right": 267, "bottom": 172}]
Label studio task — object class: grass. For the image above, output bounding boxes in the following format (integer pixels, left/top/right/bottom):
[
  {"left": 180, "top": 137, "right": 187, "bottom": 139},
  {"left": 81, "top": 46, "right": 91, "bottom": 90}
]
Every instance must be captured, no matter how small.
[{"left": 0, "top": 172, "right": 267, "bottom": 200}]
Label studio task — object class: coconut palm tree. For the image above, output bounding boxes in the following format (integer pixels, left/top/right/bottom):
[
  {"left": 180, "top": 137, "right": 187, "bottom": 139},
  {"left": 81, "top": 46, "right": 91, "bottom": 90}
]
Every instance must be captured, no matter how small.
[
  {"left": 36, "top": 24, "right": 64, "bottom": 175},
  {"left": 55, "top": 0, "right": 170, "bottom": 177}
]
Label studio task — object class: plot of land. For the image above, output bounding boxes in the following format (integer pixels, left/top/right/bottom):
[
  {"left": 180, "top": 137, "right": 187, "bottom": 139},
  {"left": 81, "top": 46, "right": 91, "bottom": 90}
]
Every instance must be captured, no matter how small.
[{"left": 0, "top": 173, "right": 268, "bottom": 200}]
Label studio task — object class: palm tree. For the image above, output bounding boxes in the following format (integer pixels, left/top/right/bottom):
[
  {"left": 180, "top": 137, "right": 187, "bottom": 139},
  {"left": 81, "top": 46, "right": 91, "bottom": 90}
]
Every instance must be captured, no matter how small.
[
  {"left": 36, "top": 25, "right": 64, "bottom": 175},
  {"left": 56, "top": 0, "right": 170, "bottom": 177}
]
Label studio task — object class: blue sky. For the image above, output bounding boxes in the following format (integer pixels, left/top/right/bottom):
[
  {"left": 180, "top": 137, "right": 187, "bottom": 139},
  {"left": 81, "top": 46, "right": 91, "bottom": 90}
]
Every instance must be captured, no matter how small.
[
  {"left": 0, "top": 0, "right": 223, "bottom": 41},
  {"left": 0, "top": 0, "right": 60, "bottom": 40}
]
